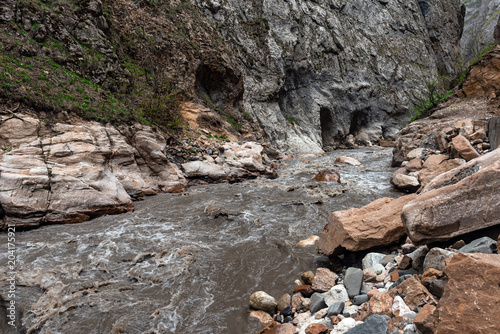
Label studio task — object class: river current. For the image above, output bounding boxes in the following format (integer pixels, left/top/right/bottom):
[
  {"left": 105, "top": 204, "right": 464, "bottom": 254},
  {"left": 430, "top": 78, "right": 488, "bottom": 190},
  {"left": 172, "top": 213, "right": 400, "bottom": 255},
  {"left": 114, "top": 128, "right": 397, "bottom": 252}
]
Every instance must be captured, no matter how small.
[{"left": 0, "top": 148, "right": 399, "bottom": 334}]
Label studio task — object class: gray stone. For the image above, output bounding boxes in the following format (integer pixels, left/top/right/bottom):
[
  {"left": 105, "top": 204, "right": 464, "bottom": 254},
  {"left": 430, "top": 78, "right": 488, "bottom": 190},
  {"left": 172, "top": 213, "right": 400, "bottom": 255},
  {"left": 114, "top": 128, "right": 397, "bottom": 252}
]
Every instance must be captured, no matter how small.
[
  {"left": 344, "top": 314, "right": 389, "bottom": 334},
  {"left": 353, "top": 295, "right": 370, "bottom": 305},
  {"left": 407, "top": 245, "right": 429, "bottom": 272},
  {"left": 344, "top": 267, "right": 364, "bottom": 298},
  {"left": 343, "top": 305, "right": 360, "bottom": 318},
  {"left": 458, "top": 236, "right": 497, "bottom": 254},
  {"left": 423, "top": 248, "right": 457, "bottom": 272},
  {"left": 389, "top": 274, "right": 413, "bottom": 290},
  {"left": 489, "top": 117, "right": 500, "bottom": 150},
  {"left": 310, "top": 292, "right": 327, "bottom": 314},
  {"left": 327, "top": 301, "right": 345, "bottom": 317},
  {"left": 380, "top": 254, "right": 397, "bottom": 266},
  {"left": 362, "top": 253, "right": 386, "bottom": 271}
]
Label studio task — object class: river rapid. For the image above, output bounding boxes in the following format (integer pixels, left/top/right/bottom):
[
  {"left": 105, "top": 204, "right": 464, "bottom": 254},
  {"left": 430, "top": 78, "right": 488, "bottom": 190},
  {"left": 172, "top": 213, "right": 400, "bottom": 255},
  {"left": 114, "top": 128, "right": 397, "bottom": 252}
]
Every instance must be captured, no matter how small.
[{"left": 0, "top": 148, "right": 399, "bottom": 334}]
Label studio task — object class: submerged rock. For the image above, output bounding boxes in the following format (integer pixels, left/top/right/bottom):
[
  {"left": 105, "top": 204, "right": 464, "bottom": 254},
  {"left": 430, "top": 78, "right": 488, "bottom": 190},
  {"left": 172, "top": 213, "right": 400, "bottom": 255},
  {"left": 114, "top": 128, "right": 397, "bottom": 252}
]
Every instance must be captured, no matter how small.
[{"left": 313, "top": 169, "right": 341, "bottom": 183}]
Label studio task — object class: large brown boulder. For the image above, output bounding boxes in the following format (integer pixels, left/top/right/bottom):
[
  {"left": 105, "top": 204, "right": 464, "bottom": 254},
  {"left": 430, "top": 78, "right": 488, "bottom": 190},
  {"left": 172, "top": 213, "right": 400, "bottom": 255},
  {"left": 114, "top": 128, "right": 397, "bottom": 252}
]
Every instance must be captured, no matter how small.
[
  {"left": 316, "top": 194, "right": 416, "bottom": 255},
  {"left": 417, "top": 158, "right": 463, "bottom": 189},
  {"left": 402, "top": 148, "right": 500, "bottom": 244},
  {"left": 435, "top": 253, "right": 500, "bottom": 334},
  {"left": 451, "top": 135, "right": 480, "bottom": 161}
]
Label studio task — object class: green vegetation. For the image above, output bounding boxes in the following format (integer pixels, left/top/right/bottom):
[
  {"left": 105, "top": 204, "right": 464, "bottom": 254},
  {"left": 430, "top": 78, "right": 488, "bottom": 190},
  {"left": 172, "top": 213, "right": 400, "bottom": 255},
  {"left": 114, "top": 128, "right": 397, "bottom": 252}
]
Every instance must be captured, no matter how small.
[{"left": 286, "top": 116, "right": 297, "bottom": 124}]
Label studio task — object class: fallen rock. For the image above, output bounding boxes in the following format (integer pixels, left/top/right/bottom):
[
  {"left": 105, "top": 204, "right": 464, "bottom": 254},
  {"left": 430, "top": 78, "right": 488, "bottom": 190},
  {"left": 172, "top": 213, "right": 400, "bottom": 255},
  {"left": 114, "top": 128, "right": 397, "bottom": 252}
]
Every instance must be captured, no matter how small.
[
  {"left": 335, "top": 156, "right": 364, "bottom": 167},
  {"left": 435, "top": 253, "right": 500, "bottom": 334},
  {"left": 327, "top": 301, "right": 345, "bottom": 317},
  {"left": 402, "top": 148, "right": 500, "bottom": 244},
  {"left": 293, "top": 285, "right": 314, "bottom": 298},
  {"left": 344, "top": 314, "right": 388, "bottom": 334},
  {"left": 317, "top": 195, "right": 417, "bottom": 255},
  {"left": 310, "top": 293, "right": 328, "bottom": 314},
  {"left": 312, "top": 268, "right": 339, "bottom": 292},
  {"left": 423, "top": 248, "right": 457, "bottom": 272},
  {"left": 391, "top": 169, "right": 420, "bottom": 192},
  {"left": 458, "top": 236, "right": 497, "bottom": 254},
  {"left": 368, "top": 291, "right": 394, "bottom": 317},
  {"left": 417, "top": 158, "right": 464, "bottom": 189},
  {"left": 388, "top": 276, "right": 437, "bottom": 310},
  {"left": 305, "top": 323, "right": 328, "bottom": 334},
  {"left": 422, "top": 155, "right": 449, "bottom": 169},
  {"left": 413, "top": 304, "right": 438, "bottom": 334},
  {"left": 313, "top": 169, "right": 341, "bottom": 183},
  {"left": 405, "top": 158, "right": 422, "bottom": 172},
  {"left": 250, "top": 291, "right": 277, "bottom": 312},
  {"left": 301, "top": 271, "right": 315, "bottom": 286},
  {"left": 250, "top": 310, "right": 273, "bottom": 324},
  {"left": 451, "top": 135, "right": 480, "bottom": 161},
  {"left": 391, "top": 296, "right": 414, "bottom": 317},
  {"left": 277, "top": 294, "right": 292, "bottom": 312},
  {"left": 324, "top": 285, "right": 349, "bottom": 306},
  {"left": 344, "top": 267, "right": 364, "bottom": 298}
]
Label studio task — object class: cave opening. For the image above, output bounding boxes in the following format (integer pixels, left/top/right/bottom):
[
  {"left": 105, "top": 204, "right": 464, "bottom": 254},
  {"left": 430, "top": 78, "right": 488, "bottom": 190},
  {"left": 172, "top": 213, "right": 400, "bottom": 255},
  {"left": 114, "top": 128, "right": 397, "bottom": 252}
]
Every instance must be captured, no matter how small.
[{"left": 320, "top": 107, "right": 335, "bottom": 147}]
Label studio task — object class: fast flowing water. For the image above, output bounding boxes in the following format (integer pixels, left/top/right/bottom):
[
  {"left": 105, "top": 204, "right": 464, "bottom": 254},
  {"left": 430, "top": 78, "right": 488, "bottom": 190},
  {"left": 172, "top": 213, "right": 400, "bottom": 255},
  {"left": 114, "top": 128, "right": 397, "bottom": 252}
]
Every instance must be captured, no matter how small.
[{"left": 0, "top": 148, "right": 399, "bottom": 334}]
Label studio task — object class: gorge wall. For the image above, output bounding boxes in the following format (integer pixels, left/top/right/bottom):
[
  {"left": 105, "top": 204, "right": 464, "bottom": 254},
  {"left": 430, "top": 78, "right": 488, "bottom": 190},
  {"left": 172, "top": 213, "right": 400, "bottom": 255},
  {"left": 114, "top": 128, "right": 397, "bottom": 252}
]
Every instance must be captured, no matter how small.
[{"left": 0, "top": 0, "right": 466, "bottom": 154}]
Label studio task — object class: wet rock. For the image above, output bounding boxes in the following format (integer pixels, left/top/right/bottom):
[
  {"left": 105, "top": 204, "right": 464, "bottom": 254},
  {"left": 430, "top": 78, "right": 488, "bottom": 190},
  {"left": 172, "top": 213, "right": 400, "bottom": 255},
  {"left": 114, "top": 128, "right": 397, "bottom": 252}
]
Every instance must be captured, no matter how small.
[
  {"left": 305, "top": 323, "right": 329, "bottom": 334},
  {"left": 344, "top": 315, "right": 388, "bottom": 334},
  {"left": 402, "top": 148, "right": 500, "bottom": 244},
  {"left": 312, "top": 268, "right": 339, "bottom": 292},
  {"left": 368, "top": 291, "right": 393, "bottom": 316},
  {"left": 301, "top": 271, "right": 315, "bottom": 286},
  {"left": 335, "top": 156, "right": 364, "bottom": 167},
  {"left": 313, "top": 169, "right": 341, "bottom": 183},
  {"left": 327, "top": 301, "right": 345, "bottom": 317},
  {"left": 317, "top": 195, "right": 416, "bottom": 255},
  {"left": 458, "top": 236, "right": 497, "bottom": 254},
  {"left": 293, "top": 285, "right": 314, "bottom": 298},
  {"left": 435, "top": 253, "right": 500, "bottom": 333},
  {"left": 451, "top": 135, "right": 480, "bottom": 161},
  {"left": 310, "top": 293, "right": 328, "bottom": 314},
  {"left": 250, "top": 291, "right": 277, "bottom": 312},
  {"left": 344, "top": 267, "right": 363, "bottom": 298},
  {"left": 296, "top": 236, "right": 320, "bottom": 247},
  {"left": 277, "top": 294, "right": 292, "bottom": 312},
  {"left": 250, "top": 310, "right": 273, "bottom": 324},
  {"left": 413, "top": 304, "right": 438, "bottom": 334},
  {"left": 324, "top": 285, "right": 349, "bottom": 306},
  {"left": 423, "top": 248, "right": 457, "bottom": 272}
]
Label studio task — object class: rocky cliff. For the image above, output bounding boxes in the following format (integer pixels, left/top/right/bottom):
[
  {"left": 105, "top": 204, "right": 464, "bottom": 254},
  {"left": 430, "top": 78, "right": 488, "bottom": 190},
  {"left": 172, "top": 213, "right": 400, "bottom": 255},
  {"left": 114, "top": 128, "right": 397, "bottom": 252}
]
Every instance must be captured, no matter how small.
[{"left": 0, "top": 0, "right": 465, "bottom": 154}]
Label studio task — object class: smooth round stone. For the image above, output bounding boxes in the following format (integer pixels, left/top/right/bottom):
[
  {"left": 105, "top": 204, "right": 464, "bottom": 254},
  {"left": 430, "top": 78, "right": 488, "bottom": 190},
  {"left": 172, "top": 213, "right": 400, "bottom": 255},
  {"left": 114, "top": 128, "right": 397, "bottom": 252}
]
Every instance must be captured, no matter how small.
[
  {"left": 249, "top": 291, "right": 277, "bottom": 311},
  {"left": 353, "top": 294, "right": 370, "bottom": 305},
  {"left": 372, "top": 263, "right": 385, "bottom": 275},
  {"left": 325, "top": 285, "right": 349, "bottom": 306}
]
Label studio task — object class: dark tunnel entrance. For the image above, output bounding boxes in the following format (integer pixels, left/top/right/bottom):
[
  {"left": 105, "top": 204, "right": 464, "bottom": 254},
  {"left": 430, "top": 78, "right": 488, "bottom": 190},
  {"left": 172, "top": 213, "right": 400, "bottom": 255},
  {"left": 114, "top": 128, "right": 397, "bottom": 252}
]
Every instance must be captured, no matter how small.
[{"left": 320, "top": 107, "right": 335, "bottom": 147}]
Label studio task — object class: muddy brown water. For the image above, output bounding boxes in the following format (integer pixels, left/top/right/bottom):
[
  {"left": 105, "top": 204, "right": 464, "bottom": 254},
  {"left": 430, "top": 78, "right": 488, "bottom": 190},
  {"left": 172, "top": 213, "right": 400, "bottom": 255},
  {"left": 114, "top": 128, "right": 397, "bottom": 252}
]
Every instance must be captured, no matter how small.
[{"left": 0, "top": 148, "right": 399, "bottom": 334}]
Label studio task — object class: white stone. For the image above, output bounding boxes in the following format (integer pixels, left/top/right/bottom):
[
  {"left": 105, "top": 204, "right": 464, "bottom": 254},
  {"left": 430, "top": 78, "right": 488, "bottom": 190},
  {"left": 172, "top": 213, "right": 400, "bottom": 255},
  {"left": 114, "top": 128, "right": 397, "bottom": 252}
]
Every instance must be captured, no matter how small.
[
  {"left": 392, "top": 295, "right": 415, "bottom": 317},
  {"left": 362, "top": 253, "right": 386, "bottom": 270},
  {"left": 407, "top": 148, "right": 424, "bottom": 160},
  {"left": 372, "top": 263, "right": 385, "bottom": 274},
  {"left": 325, "top": 285, "right": 349, "bottom": 306},
  {"left": 333, "top": 317, "right": 357, "bottom": 334}
]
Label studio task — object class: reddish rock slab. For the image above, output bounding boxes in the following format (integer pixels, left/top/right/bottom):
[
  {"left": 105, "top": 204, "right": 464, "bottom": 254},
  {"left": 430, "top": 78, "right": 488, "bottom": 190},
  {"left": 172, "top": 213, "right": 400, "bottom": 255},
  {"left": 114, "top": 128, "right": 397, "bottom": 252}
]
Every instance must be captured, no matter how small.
[
  {"left": 312, "top": 268, "right": 338, "bottom": 292},
  {"left": 388, "top": 276, "right": 437, "bottom": 311},
  {"left": 435, "top": 253, "right": 500, "bottom": 334},
  {"left": 335, "top": 156, "right": 364, "bottom": 167},
  {"left": 293, "top": 285, "right": 314, "bottom": 298},
  {"left": 422, "top": 155, "right": 449, "bottom": 169},
  {"left": 414, "top": 304, "right": 438, "bottom": 334},
  {"left": 403, "top": 149, "right": 500, "bottom": 244},
  {"left": 368, "top": 291, "right": 394, "bottom": 317},
  {"left": 417, "top": 159, "right": 463, "bottom": 189},
  {"left": 451, "top": 135, "right": 479, "bottom": 161},
  {"left": 305, "top": 323, "right": 329, "bottom": 334},
  {"left": 260, "top": 323, "right": 295, "bottom": 334},
  {"left": 317, "top": 194, "right": 416, "bottom": 255},
  {"left": 406, "top": 158, "right": 423, "bottom": 172},
  {"left": 379, "top": 140, "right": 395, "bottom": 147}
]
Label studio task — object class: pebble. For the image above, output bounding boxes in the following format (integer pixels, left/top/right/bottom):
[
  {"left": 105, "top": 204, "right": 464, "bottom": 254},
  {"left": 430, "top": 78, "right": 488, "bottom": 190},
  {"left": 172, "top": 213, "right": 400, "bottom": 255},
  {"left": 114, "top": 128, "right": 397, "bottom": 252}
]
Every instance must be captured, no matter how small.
[
  {"left": 334, "top": 317, "right": 357, "bottom": 333},
  {"left": 342, "top": 305, "right": 359, "bottom": 317},
  {"left": 353, "top": 295, "right": 370, "bottom": 305},
  {"left": 327, "top": 301, "right": 345, "bottom": 317},
  {"left": 407, "top": 245, "right": 429, "bottom": 272},
  {"left": 344, "top": 267, "right": 364, "bottom": 297},
  {"left": 310, "top": 293, "right": 328, "bottom": 313}
]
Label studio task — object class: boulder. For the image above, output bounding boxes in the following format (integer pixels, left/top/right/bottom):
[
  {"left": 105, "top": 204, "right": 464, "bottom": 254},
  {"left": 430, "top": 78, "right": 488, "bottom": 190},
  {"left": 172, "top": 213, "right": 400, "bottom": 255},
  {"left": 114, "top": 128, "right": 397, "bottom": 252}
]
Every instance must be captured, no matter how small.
[
  {"left": 391, "top": 169, "right": 420, "bottom": 192},
  {"left": 312, "top": 268, "right": 339, "bottom": 292},
  {"left": 317, "top": 194, "right": 416, "bottom": 255},
  {"left": 423, "top": 248, "right": 457, "bottom": 272},
  {"left": 313, "top": 169, "right": 341, "bottom": 183},
  {"left": 387, "top": 276, "right": 437, "bottom": 310},
  {"left": 402, "top": 148, "right": 500, "bottom": 244},
  {"left": 451, "top": 135, "right": 480, "bottom": 161},
  {"left": 435, "top": 253, "right": 500, "bottom": 334},
  {"left": 458, "top": 236, "right": 497, "bottom": 254},
  {"left": 250, "top": 291, "right": 277, "bottom": 312}
]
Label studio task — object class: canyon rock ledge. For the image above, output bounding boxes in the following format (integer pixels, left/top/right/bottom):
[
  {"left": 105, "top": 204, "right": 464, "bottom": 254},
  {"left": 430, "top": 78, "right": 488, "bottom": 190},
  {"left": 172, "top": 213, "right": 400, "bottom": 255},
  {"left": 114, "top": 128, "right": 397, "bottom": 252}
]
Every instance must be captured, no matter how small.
[{"left": 316, "top": 194, "right": 416, "bottom": 255}]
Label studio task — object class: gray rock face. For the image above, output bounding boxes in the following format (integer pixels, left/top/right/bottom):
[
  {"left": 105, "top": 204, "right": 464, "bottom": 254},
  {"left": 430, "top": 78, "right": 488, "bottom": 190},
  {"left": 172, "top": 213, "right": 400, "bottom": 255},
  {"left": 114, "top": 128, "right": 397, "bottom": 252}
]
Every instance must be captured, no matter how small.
[
  {"left": 459, "top": 237, "right": 498, "bottom": 254},
  {"left": 461, "top": 0, "right": 500, "bottom": 62},
  {"left": 194, "top": 0, "right": 465, "bottom": 152},
  {"left": 423, "top": 248, "right": 457, "bottom": 272}
]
